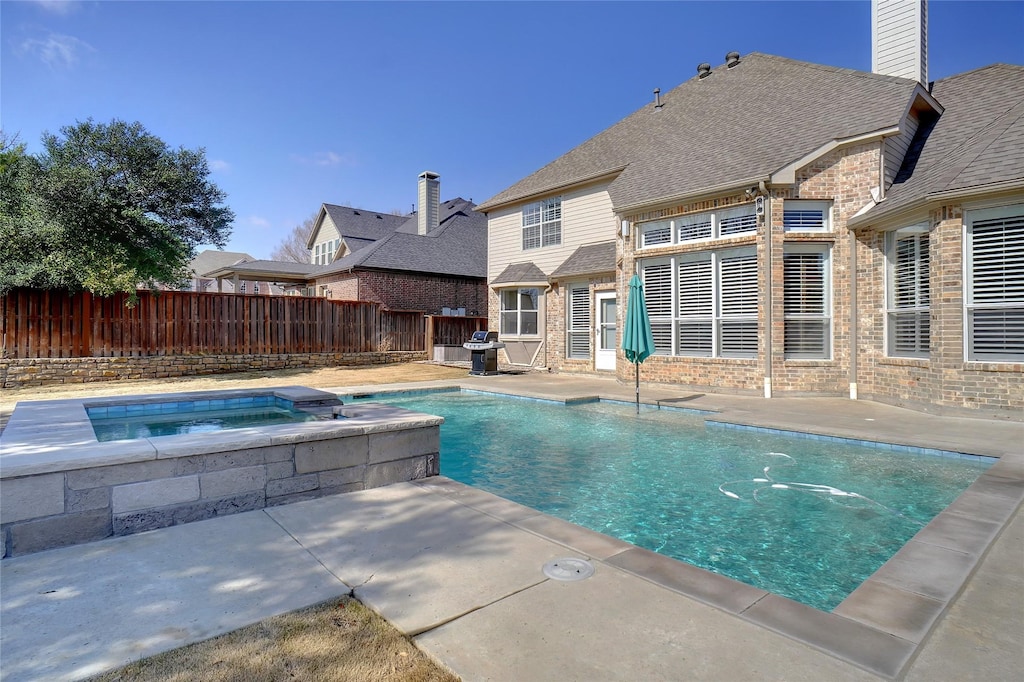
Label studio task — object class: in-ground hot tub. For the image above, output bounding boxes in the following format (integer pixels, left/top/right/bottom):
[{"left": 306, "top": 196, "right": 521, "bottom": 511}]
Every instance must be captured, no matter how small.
[{"left": 0, "top": 386, "right": 442, "bottom": 557}]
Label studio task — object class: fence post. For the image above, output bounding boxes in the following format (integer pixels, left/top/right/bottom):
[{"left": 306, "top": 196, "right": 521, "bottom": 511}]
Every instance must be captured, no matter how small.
[{"left": 424, "top": 314, "right": 434, "bottom": 361}]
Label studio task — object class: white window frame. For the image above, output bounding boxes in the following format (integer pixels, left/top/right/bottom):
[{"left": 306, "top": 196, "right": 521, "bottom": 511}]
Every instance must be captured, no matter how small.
[
  {"left": 499, "top": 287, "right": 540, "bottom": 337},
  {"left": 640, "top": 245, "right": 758, "bottom": 359},
  {"left": 964, "top": 203, "right": 1024, "bottom": 362},
  {"left": 637, "top": 204, "right": 756, "bottom": 250},
  {"left": 885, "top": 224, "right": 930, "bottom": 358},
  {"left": 522, "top": 197, "right": 562, "bottom": 250},
  {"left": 566, "top": 283, "right": 591, "bottom": 359},
  {"left": 782, "top": 243, "right": 832, "bottom": 360},
  {"left": 783, "top": 200, "right": 832, "bottom": 233}
]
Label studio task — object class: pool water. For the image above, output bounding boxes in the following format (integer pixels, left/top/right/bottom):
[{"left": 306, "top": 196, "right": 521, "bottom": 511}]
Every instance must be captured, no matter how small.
[
  {"left": 354, "top": 391, "right": 991, "bottom": 611},
  {"left": 88, "top": 396, "right": 319, "bottom": 442}
]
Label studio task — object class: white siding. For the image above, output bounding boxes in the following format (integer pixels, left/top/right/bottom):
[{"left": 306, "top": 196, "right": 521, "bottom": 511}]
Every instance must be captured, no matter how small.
[
  {"left": 487, "top": 181, "right": 617, "bottom": 283},
  {"left": 884, "top": 110, "right": 920, "bottom": 187},
  {"left": 309, "top": 214, "right": 341, "bottom": 264},
  {"left": 872, "top": 0, "right": 928, "bottom": 84}
]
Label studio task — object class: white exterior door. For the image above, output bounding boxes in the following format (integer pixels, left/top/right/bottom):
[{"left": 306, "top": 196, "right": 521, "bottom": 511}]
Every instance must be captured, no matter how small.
[{"left": 595, "top": 292, "right": 617, "bottom": 371}]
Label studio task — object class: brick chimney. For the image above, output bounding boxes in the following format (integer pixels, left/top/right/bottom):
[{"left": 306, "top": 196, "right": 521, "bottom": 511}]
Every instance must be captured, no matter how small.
[
  {"left": 872, "top": 0, "right": 928, "bottom": 85},
  {"left": 417, "top": 171, "right": 440, "bottom": 235}
]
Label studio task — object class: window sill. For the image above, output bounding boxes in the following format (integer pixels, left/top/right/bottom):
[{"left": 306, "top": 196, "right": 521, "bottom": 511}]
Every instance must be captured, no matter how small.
[
  {"left": 650, "top": 355, "right": 758, "bottom": 365},
  {"left": 781, "top": 359, "right": 835, "bottom": 366},
  {"left": 878, "top": 357, "right": 929, "bottom": 368},
  {"left": 964, "top": 361, "right": 1024, "bottom": 373}
]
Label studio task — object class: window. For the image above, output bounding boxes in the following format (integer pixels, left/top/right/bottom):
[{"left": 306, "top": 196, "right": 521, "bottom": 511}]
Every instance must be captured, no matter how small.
[
  {"left": 638, "top": 205, "right": 756, "bottom": 249},
  {"left": 239, "top": 281, "right": 247, "bottom": 294},
  {"left": 500, "top": 287, "right": 539, "bottom": 336},
  {"left": 567, "top": 284, "right": 591, "bottom": 358},
  {"left": 641, "top": 246, "right": 758, "bottom": 358},
  {"left": 314, "top": 239, "right": 340, "bottom": 265},
  {"left": 783, "top": 244, "right": 831, "bottom": 359},
  {"left": 783, "top": 200, "right": 831, "bottom": 232},
  {"left": 966, "top": 204, "right": 1024, "bottom": 362},
  {"left": 886, "top": 225, "right": 930, "bottom": 357},
  {"left": 522, "top": 197, "right": 562, "bottom": 250}
]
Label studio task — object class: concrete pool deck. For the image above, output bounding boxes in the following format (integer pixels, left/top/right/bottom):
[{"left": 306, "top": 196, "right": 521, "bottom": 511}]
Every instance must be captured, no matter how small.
[{"left": 1, "top": 372, "right": 1021, "bottom": 680}]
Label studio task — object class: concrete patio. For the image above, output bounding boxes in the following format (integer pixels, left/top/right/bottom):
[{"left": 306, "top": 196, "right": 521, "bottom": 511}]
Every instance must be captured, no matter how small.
[{"left": 1, "top": 372, "right": 1021, "bottom": 681}]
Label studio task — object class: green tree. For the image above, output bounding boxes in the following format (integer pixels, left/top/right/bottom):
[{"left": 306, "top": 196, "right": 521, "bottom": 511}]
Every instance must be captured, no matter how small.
[{"left": 0, "top": 119, "right": 234, "bottom": 297}]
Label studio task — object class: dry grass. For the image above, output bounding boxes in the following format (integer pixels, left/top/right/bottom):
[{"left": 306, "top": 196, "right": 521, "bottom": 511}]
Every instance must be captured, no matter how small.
[
  {"left": 0, "top": 362, "right": 469, "bottom": 412},
  {"left": 85, "top": 596, "right": 459, "bottom": 682}
]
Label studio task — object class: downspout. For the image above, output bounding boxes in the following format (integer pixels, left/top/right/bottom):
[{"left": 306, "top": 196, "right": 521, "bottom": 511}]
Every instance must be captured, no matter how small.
[
  {"left": 850, "top": 229, "right": 858, "bottom": 400},
  {"left": 543, "top": 281, "right": 554, "bottom": 370},
  {"left": 762, "top": 182, "right": 773, "bottom": 398}
]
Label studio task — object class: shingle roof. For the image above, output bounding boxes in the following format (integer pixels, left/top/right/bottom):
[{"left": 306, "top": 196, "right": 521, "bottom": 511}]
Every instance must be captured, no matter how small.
[
  {"left": 316, "top": 198, "right": 487, "bottom": 278},
  {"left": 201, "top": 259, "right": 321, "bottom": 278},
  {"left": 312, "top": 205, "right": 410, "bottom": 248},
  {"left": 492, "top": 262, "right": 548, "bottom": 284},
  {"left": 549, "top": 242, "right": 617, "bottom": 279},
  {"left": 189, "top": 250, "right": 253, "bottom": 277},
  {"left": 478, "top": 53, "right": 919, "bottom": 212},
  {"left": 855, "top": 63, "right": 1024, "bottom": 224}
]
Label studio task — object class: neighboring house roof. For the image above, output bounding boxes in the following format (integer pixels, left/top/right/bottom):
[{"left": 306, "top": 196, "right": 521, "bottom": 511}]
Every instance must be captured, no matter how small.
[
  {"left": 317, "top": 198, "right": 487, "bottom": 278},
  {"left": 549, "top": 242, "right": 617, "bottom": 279},
  {"left": 202, "top": 259, "right": 321, "bottom": 284},
  {"left": 478, "top": 53, "right": 923, "bottom": 213},
  {"left": 492, "top": 262, "right": 548, "bottom": 284},
  {"left": 852, "top": 63, "right": 1024, "bottom": 226},
  {"left": 188, "top": 250, "right": 254, "bottom": 277},
  {"left": 308, "top": 204, "right": 409, "bottom": 249}
]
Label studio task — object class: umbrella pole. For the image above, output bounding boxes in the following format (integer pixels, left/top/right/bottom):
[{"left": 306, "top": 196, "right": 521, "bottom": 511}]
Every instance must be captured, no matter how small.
[{"left": 635, "top": 360, "right": 640, "bottom": 414}]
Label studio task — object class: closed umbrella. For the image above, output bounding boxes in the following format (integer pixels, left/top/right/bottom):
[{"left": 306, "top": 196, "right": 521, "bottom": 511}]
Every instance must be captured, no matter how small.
[{"left": 621, "top": 273, "right": 655, "bottom": 413}]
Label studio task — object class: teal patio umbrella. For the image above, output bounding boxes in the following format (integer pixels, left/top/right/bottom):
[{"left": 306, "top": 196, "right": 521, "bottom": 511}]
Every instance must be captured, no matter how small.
[{"left": 621, "top": 273, "right": 655, "bottom": 414}]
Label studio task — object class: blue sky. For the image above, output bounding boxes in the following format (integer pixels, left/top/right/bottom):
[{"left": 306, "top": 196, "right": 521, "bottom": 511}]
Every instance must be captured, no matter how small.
[{"left": 3, "top": 0, "right": 1023, "bottom": 259}]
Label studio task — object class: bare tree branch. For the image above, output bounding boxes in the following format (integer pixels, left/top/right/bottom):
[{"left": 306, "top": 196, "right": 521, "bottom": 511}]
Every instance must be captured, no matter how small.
[{"left": 270, "top": 213, "right": 316, "bottom": 263}]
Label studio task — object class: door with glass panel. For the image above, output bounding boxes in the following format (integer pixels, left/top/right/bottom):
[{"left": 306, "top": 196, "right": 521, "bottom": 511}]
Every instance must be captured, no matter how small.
[{"left": 595, "top": 292, "right": 617, "bottom": 370}]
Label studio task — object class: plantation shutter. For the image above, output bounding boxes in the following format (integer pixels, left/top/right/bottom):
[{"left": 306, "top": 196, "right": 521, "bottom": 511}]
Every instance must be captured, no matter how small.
[
  {"left": 641, "top": 220, "right": 672, "bottom": 247},
  {"left": 784, "top": 249, "right": 829, "bottom": 358},
  {"left": 969, "top": 209, "right": 1024, "bottom": 360},
  {"left": 567, "top": 285, "right": 591, "bottom": 359},
  {"left": 718, "top": 252, "right": 758, "bottom": 357},
  {"left": 889, "top": 233, "right": 930, "bottom": 356},
  {"left": 677, "top": 213, "right": 713, "bottom": 242},
  {"left": 677, "top": 257, "right": 712, "bottom": 356},
  {"left": 642, "top": 261, "right": 673, "bottom": 355},
  {"left": 717, "top": 205, "right": 757, "bottom": 237}
]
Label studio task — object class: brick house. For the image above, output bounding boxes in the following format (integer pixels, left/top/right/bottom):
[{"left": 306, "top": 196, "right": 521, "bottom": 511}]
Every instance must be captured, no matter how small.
[
  {"left": 205, "top": 172, "right": 488, "bottom": 316},
  {"left": 477, "top": 0, "right": 1023, "bottom": 417}
]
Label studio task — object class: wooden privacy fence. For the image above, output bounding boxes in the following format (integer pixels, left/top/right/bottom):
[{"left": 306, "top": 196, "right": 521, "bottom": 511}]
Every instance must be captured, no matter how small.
[{"left": 1, "top": 289, "right": 456, "bottom": 359}]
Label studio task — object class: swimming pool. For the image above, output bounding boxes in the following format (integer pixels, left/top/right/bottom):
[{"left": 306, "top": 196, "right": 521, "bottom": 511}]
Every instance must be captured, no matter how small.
[{"left": 351, "top": 389, "right": 992, "bottom": 611}]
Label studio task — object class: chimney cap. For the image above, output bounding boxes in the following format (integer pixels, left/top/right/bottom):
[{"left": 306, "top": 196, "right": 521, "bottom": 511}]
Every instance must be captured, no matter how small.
[
  {"left": 697, "top": 63, "right": 712, "bottom": 78},
  {"left": 726, "top": 51, "right": 741, "bottom": 68}
]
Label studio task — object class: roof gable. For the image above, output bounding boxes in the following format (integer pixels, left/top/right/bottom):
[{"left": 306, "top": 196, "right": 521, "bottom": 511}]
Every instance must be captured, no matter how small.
[
  {"left": 479, "top": 53, "right": 921, "bottom": 212},
  {"left": 856, "top": 63, "right": 1024, "bottom": 224}
]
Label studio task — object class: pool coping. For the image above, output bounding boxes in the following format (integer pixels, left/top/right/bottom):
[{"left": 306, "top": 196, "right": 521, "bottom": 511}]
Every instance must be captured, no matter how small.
[{"left": 345, "top": 383, "right": 1024, "bottom": 680}]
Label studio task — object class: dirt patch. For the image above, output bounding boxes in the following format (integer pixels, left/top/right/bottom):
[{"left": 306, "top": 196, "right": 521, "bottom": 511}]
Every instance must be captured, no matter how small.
[
  {"left": 0, "top": 362, "right": 469, "bottom": 412},
  {"left": 85, "top": 596, "right": 459, "bottom": 682}
]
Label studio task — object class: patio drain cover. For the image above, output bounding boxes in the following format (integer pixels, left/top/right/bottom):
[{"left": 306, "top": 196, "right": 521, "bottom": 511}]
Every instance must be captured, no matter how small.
[{"left": 542, "top": 557, "right": 595, "bottom": 582}]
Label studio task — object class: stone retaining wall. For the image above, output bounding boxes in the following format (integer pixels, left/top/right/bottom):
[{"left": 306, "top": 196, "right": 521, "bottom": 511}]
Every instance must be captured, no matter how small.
[{"left": 0, "top": 351, "right": 427, "bottom": 389}]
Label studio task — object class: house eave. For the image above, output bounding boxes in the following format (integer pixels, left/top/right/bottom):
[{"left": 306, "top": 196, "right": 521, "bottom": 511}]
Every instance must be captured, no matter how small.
[
  {"left": 477, "top": 167, "right": 626, "bottom": 213},
  {"left": 847, "top": 179, "right": 1024, "bottom": 230},
  {"left": 770, "top": 126, "right": 902, "bottom": 186},
  {"left": 615, "top": 176, "right": 769, "bottom": 217}
]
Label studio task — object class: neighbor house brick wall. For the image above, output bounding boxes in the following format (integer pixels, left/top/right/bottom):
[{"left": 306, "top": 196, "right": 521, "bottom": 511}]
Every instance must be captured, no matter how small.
[
  {"left": 316, "top": 270, "right": 486, "bottom": 316},
  {"left": 0, "top": 352, "right": 426, "bottom": 390}
]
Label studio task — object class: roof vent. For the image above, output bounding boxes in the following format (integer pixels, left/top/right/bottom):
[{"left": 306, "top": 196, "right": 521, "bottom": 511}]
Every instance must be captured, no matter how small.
[
  {"left": 653, "top": 87, "right": 663, "bottom": 109},
  {"left": 697, "top": 63, "right": 712, "bottom": 79},
  {"left": 726, "top": 51, "right": 741, "bottom": 68}
]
